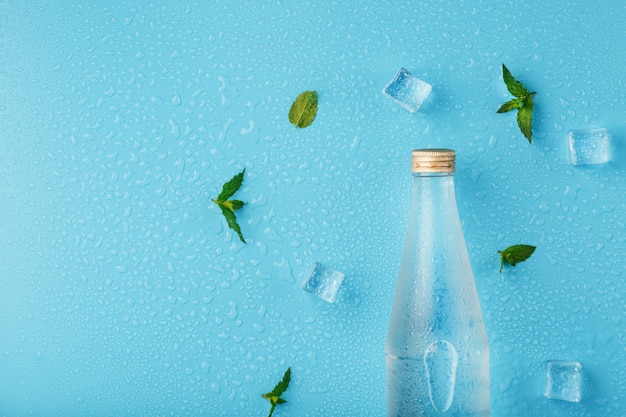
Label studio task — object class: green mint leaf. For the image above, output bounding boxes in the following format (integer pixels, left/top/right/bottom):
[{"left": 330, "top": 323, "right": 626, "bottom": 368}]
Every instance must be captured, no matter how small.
[
  {"left": 496, "top": 98, "right": 522, "bottom": 113},
  {"left": 262, "top": 367, "right": 291, "bottom": 417},
  {"left": 268, "top": 367, "right": 291, "bottom": 397},
  {"left": 498, "top": 64, "right": 536, "bottom": 143},
  {"left": 228, "top": 199, "right": 245, "bottom": 211},
  {"left": 289, "top": 90, "right": 318, "bottom": 128},
  {"left": 502, "top": 64, "right": 529, "bottom": 97},
  {"left": 517, "top": 102, "right": 534, "bottom": 143},
  {"left": 212, "top": 169, "right": 247, "bottom": 243},
  {"left": 220, "top": 199, "right": 245, "bottom": 212},
  {"left": 498, "top": 244, "right": 536, "bottom": 273},
  {"left": 216, "top": 169, "right": 245, "bottom": 202},
  {"left": 219, "top": 205, "right": 246, "bottom": 243}
]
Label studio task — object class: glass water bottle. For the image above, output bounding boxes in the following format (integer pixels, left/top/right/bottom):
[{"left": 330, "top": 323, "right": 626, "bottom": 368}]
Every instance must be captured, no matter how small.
[{"left": 386, "top": 149, "right": 490, "bottom": 417}]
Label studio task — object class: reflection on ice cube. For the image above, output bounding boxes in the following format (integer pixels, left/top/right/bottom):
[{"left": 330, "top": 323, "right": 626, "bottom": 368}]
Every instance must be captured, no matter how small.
[
  {"left": 383, "top": 68, "right": 432, "bottom": 113},
  {"left": 567, "top": 128, "right": 611, "bottom": 166},
  {"left": 544, "top": 360, "right": 583, "bottom": 403},
  {"left": 301, "top": 262, "right": 345, "bottom": 303}
]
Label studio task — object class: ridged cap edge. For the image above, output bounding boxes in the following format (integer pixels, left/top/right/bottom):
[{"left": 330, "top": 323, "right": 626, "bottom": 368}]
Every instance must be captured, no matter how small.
[{"left": 411, "top": 148, "right": 455, "bottom": 173}]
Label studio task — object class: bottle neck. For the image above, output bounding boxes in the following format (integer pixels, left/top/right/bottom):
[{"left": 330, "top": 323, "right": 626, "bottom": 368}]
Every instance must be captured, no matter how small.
[
  {"left": 412, "top": 171, "right": 456, "bottom": 194},
  {"left": 412, "top": 171, "right": 454, "bottom": 178},
  {"left": 410, "top": 172, "right": 459, "bottom": 227}
]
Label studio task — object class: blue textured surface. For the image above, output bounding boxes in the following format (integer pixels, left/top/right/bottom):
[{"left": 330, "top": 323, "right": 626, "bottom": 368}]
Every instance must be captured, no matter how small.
[{"left": 1, "top": 1, "right": 625, "bottom": 416}]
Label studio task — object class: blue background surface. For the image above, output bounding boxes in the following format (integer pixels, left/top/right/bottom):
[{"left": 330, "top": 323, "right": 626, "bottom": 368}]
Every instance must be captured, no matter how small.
[{"left": 1, "top": 1, "right": 625, "bottom": 416}]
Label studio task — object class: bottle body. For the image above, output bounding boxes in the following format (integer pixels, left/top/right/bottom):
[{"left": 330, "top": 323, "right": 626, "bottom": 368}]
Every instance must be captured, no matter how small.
[{"left": 386, "top": 170, "right": 489, "bottom": 417}]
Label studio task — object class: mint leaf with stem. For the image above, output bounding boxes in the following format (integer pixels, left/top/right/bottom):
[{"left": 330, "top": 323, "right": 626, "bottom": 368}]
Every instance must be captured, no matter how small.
[
  {"left": 498, "top": 244, "right": 536, "bottom": 273},
  {"left": 497, "top": 64, "right": 536, "bottom": 143},
  {"left": 288, "top": 90, "right": 318, "bottom": 128},
  {"left": 262, "top": 367, "right": 291, "bottom": 417},
  {"left": 212, "top": 169, "right": 247, "bottom": 243}
]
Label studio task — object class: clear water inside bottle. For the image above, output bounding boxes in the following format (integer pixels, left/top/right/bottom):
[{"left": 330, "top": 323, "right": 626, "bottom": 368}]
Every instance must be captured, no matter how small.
[
  {"left": 386, "top": 166, "right": 490, "bottom": 417},
  {"left": 386, "top": 348, "right": 489, "bottom": 416}
]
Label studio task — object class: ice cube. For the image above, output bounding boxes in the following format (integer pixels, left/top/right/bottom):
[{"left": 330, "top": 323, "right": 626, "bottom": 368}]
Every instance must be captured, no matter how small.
[
  {"left": 567, "top": 128, "right": 611, "bottom": 165},
  {"left": 301, "top": 262, "right": 345, "bottom": 303},
  {"left": 544, "top": 360, "right": 583, "bottom": 402},
  {"left": 383, "top": 68, "right": 432, "bottom": 113}
]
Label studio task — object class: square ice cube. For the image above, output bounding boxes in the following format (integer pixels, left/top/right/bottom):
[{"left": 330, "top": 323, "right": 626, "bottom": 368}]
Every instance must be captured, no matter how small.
[
  {"left": 544, "top": 360, "right": 583, "bottom": 402},
  {"left": 301, "top": 262, "right": 345, "bottom": 303},
  {"left": 567, "top": 128, "right": 611, "bottom": 165},
  {"left": 383, "top": 68, "right": 432, "bottom": 113}
]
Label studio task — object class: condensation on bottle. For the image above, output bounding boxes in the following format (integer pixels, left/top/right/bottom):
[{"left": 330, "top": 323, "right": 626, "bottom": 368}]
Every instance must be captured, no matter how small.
[{"left": 385, "top": 149, "right": 490, "bottom": 417}]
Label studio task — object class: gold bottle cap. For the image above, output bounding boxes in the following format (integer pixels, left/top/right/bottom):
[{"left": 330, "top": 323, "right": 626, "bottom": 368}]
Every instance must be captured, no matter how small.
[{"left": 411, "top": 148, "right": 455, "bottom": 173}]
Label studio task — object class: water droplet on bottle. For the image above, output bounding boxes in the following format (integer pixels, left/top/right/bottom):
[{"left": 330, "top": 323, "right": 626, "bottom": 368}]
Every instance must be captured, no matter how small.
[{"left": 424, "top": 340, "right": 458, "bottom": 412}]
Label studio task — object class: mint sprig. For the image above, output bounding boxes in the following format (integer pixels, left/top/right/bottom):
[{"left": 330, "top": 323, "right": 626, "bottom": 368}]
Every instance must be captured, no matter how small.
[
  {"left": 212, "top": 169, "right": 247, "bottom": 243},
  {"left": 498, "top": 244, "right": 536, "bottom": 273},
  {"left": 497, "top": 64, "right": 536, "bottom": 143},
  {"left": 262, "top": 367, "right": 291, "bottom": 417}
]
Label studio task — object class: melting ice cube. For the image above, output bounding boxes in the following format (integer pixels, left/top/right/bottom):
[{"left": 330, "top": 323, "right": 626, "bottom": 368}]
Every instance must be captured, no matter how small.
[
  {"left": 567, "top": 128, "right": 611, "bottom": 166},
  {"left": 382, "top": 68, "right": 432, "bottom": 113},
  {"left": 301, "top": 262, "right": 345, "bottom": 303},
  {"left": 544, "top": 360, "right": 583, "bottom": 402}
]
